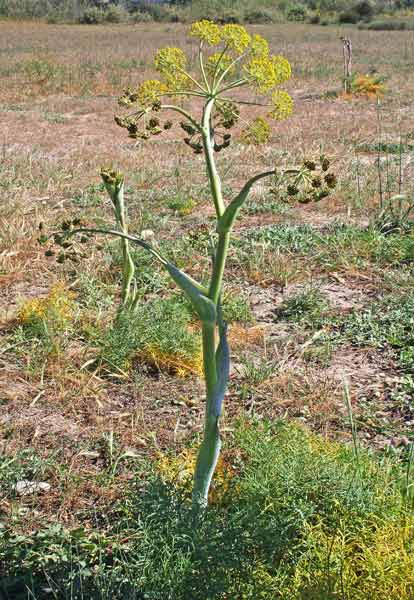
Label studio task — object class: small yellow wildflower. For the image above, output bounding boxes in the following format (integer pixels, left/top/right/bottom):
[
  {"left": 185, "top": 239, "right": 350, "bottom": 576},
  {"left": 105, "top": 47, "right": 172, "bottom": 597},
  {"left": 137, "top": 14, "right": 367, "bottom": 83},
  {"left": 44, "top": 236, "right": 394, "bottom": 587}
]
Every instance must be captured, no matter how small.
[
  {"left": 269, "top": 90, "right": 294, "bottom": 120},
  {"left": 154, "top": 47, "right": 187, "bottom": 75},
  {"left": 189, "top": 20, "right": 221, "bottom": 46},
  {"left": 207, "top": 52, "right": 235, "bottom": 75},
  {"left": 137, "top": 79, "right": 167, "bottom": 106},
  {"left": 221, "top": 24, "right": 251, "bottom": 54},
  {"left": 250, "top": 34, "right": 269, "bottom": 58},
  {"left": 241, "top": 116, "right": 271, "bottom": 145}
]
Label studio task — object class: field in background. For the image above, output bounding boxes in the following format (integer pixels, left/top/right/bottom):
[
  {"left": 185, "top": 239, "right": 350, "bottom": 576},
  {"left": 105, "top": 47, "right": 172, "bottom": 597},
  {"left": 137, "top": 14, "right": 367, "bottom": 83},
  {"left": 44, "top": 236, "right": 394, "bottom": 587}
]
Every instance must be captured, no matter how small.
[{"left": 1, "top": 21, "right": 414, "bottom": 591}]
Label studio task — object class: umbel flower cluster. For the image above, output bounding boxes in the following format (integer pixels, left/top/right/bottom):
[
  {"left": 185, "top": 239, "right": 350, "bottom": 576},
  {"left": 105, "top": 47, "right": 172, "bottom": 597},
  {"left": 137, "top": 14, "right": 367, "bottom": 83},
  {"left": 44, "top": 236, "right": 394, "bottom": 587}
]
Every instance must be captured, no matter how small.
[{"left": 115, "top": 20, "right": 293, "bottom": 148}]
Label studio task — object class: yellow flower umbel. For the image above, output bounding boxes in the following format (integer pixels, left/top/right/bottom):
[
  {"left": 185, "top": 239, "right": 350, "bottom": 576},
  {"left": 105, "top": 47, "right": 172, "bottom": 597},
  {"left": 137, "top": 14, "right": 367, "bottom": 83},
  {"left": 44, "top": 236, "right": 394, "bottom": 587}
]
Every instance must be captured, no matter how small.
[
  {"left": 114, "top": 21, "right": 293, "bottom": 151},
  {"left": 190, "top": 19, "right": 221, "bottom": 46}
]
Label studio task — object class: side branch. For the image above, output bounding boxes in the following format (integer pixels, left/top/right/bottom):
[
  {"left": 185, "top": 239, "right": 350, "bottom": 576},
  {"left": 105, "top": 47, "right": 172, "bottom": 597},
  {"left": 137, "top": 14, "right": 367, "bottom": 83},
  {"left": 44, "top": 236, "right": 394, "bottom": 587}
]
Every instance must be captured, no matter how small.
[
  {"left": 53, "top": 226, "right": 214, "bottom": 321},
  {"left": 161, "top": 105, "right": 202, "bottom": 133},
  {"left": 217, "top": 168, "right": 300, "bottom": 233},
  {"left": 60, "top": 227, "right": 168, "bottom": 265},
  {"left": 217, "top": 170, "right": 275, "bottom": 233}
]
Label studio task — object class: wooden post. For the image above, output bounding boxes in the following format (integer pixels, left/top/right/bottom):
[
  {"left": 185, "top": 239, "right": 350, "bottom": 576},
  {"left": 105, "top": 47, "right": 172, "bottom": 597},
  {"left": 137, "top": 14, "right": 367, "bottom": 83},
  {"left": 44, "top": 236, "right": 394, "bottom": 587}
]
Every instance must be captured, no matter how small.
[{"left": 341, "top": 37, "right": 352, "bottom": 93}]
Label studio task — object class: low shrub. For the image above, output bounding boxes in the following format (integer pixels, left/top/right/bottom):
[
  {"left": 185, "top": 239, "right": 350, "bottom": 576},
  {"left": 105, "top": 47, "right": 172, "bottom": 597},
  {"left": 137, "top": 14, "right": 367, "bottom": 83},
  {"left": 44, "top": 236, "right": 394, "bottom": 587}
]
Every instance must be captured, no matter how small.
[
  {"left": 286, "top": 3, "right": 308, "bottom": 21},
  {"left": 338, "top": 8, "right": 360, "bottom": 23},
  {"left": 307, "top": 12, "right": 321, "bottom": 23},
  {"left": 79, "top": 4, "right": 129, "bottom": 25},
  {"left": 363, "top": 19, "right": 414, "bottom": 30},
  {"left": 244, "top": 8, "right": 281, "bottom": 23},
  {"left": 131, "top": 9, "right": 153, "bottom": 23},
  {"left": 339, "top": 0, "right": 375, "bottom": 22},
  {"left": 104, "top": 4, "right": 129, "bottom": 23},
  {"left": 79, "top": 6, "right": 106, "bottom": 24}
]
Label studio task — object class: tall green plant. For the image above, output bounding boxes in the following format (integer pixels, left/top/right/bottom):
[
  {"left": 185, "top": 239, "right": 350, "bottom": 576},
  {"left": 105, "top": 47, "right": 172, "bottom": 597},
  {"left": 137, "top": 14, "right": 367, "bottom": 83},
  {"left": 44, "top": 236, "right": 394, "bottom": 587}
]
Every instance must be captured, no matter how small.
[
  {"left": 49, "top": 21, "right": 327, "bottom": 511},
  {"left": 100, "top": 169, "right": 138, "bottom": 310}
]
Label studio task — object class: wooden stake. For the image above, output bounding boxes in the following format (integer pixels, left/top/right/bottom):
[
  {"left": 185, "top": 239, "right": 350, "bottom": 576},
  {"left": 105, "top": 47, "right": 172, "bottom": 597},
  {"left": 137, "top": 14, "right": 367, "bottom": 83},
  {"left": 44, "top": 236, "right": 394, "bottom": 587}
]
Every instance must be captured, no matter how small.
[{"left": 341, "top": 37, "right": 352, "bottom": 93}]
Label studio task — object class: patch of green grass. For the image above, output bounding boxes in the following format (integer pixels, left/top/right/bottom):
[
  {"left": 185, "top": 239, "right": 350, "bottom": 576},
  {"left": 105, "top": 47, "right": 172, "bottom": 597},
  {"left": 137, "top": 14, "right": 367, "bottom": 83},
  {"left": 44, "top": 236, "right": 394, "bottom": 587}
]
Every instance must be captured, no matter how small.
[
  {"left": 332, "top": 290, "right": 414, "bottom": 371},
  {"left": 73, "top": 182, "right": 106, "bottom": 208},
  {"left": 2, "top": 421, "right": 412, "bottom": 599},
  {"left": 245, "top": 195, "right": 289, "bottom": 216},
  {"left": 167, "top": 195, "right": 197, "bottom": 217},
  {"left": 242, "top": 224, "right": 414, "bottom": 273},
  {"left": 239, "top": 356, "right": 274, "bottom": 386},
  {"left": 43, "top": 112, "right": 68, "bottom": 125},
  {"left": 357, "top": 142, "right": 414, "bottom": 154},
  {"left": 244, "top": 223, "right": 319, "bottom": 253},
  {"left": 277, "top": 287, "right": 330, "bottom": 328},
  {"left": 0, "top": 449, "right": 56, "bottom": 503},
  {"left": 96, "top": 295, "right": 201, "bottom": 376},
  {"left": 222, "top": 290, "right": 253, "bottom": 324}
]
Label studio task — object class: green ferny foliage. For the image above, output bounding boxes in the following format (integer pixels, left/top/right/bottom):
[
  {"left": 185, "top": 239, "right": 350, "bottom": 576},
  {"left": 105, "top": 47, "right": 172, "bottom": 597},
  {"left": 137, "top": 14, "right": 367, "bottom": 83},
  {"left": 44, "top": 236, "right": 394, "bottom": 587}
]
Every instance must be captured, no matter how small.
[{"left": 51, "top": 21, "right": 329, "bottom": 512}]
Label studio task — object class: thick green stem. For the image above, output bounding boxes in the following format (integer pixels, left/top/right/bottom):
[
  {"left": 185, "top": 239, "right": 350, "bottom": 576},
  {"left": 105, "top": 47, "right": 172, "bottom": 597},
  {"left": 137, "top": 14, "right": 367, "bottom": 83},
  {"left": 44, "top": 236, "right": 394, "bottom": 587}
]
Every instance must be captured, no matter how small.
[
  {"left": 209, "top": 231, "right": 230, "bottom": 306},
  {"left": 192, "top": 322, "right": 220, "bottom": 509},
  {"left": 202, "top": 98, "right": 225, "bottom": 217},
  {"left": 201, "top": 322, "right": 218, "bottom": 397},
  {"left": 192, "top": 97, "right": 232, "bottom": 512},
  {"left": 120, "top": 237, "right": 135, "bottom": 306}
]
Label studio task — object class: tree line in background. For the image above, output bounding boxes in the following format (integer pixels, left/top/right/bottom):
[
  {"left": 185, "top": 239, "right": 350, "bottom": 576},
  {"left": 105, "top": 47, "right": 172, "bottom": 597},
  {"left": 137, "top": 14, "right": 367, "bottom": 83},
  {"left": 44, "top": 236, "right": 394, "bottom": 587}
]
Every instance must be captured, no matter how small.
[{"left": 0, "top": 1, "right": 413, "bottom": 32}]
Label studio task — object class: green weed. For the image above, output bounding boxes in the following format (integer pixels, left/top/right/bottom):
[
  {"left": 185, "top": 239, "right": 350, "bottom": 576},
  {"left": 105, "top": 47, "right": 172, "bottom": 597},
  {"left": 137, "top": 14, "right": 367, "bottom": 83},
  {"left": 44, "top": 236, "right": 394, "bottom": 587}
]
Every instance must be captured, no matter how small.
[
  {"left": 332, "top": 290, "right": 414, "bottom": 371},
  {"left": 277, "top": 287, "right": 330, "bottom": 328},
  {"left": 96, "top": 295, "right": 202, "bottom": 377},
  {"left": 222, "top": 290, "right": 253, "bottom": 324}
]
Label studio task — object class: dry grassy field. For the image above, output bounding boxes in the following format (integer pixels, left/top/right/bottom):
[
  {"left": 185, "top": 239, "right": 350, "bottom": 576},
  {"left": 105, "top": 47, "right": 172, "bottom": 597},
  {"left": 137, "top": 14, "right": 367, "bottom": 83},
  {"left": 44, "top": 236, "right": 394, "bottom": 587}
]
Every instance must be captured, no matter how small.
[{"left": 1, "top": 20, "right": 414, "bottom": 596}]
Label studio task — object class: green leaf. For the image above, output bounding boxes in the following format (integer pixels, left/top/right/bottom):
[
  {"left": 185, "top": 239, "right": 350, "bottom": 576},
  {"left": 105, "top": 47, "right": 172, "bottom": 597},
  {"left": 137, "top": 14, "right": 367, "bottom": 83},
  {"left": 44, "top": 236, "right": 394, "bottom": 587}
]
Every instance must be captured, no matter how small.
[{"left": 166, "top": 263, "right": 216, "bottom": 324}]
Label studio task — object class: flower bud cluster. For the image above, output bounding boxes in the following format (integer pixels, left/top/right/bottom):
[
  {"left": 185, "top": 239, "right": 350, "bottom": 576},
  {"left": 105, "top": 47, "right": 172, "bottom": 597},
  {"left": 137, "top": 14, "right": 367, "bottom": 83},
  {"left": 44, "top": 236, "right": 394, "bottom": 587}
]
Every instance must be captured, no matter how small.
[{"left": 272, "top": 156, "right": 337, "bottom": 205}]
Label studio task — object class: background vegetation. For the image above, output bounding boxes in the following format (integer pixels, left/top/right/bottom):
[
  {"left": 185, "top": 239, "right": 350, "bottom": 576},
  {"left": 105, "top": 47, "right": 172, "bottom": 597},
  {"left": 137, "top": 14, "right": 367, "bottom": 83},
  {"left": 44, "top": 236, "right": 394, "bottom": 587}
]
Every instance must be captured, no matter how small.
[{"left": 1, "top": 0, "right": 414, "bottom": 28}]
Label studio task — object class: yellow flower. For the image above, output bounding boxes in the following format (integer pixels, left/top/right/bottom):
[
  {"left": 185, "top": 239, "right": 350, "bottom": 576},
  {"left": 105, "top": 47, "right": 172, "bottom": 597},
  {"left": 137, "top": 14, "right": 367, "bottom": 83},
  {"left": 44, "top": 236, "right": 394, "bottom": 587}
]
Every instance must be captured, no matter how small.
[
  {"left": 207, "top": 52, "right": 235, "bottom": 75},
  {"left": 269, "top": 90, "right": 294, "bottom": 120},
  {"left": 221, "top": 24, "right": 251, "bottom": 54},
  {"left": 154, "top": 47, "right": 190, "bottom": 91},
  {"left": 271, "top": 55, "right": 292, "bottom": 85},
  {"left": 244, "top": 54, "right": 291, "bottom": 93},
  {"left": 241, "top": 116, "right": 271, "bottom": 145},
  {"left": 189, "top": 20, "right": 221, "bottom": 45},
  {"left": 250, "top": 34, "right": 269, "bottom": 58},
  {"left": 154, "top": 47, "right": 187, "bottom": 75},
  {"left": 136, "top": 79, "right": 167, "bottom": 106}
]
